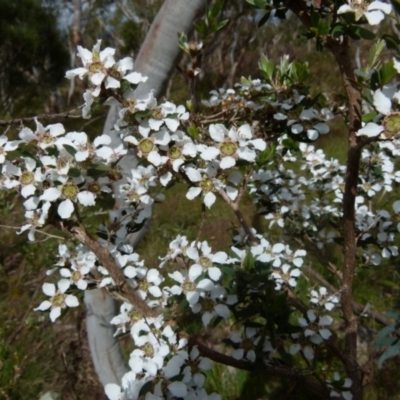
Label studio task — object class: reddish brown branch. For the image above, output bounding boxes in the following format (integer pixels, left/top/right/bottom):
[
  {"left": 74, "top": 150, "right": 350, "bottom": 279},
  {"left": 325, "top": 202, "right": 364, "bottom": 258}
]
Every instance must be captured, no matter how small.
[
  {"left": 0, "top": 108, "right": 83, "bottom": 127},
  {"left": 192, "top": 339, "right": 331, "bottom": 398},
  {"left": 285, "top": 2, "right": 364, "bottom": 397},
  {"left": 63, "top": 222, "right": 158, "bottom": 318}
]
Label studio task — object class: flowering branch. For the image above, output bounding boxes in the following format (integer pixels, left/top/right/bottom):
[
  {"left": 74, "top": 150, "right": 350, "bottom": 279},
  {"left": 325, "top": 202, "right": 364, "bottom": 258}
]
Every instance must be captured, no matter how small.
[{"left": 63, "top": 222, "right": 158, "bottom": 318}]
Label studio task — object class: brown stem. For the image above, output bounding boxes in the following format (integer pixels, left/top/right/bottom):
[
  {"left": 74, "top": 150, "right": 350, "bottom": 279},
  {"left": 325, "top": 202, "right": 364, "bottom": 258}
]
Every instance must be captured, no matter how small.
[
  {"left": 62, "top": 222, "right": 158, "bottom": 318},
  {"left": 191, "top": 339, "right": 331, "bottom": 398},
  {"left": 327, "top": 38, "right": 363, "bottom": 400},
  {"left": 0, "top": 108, "right": 83, "bottom": 127},
  {"left": 217, "top": 189, "right": 257, "bottom": 245},
  {"left": 285, "top": 2, "right": 364, "bottom": 397}
]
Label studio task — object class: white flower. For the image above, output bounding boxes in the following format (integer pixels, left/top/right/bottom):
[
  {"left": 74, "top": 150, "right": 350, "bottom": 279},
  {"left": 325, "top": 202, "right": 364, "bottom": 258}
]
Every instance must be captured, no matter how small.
[
  {"left": 200, "top": 123, "right": 265, "bottom": 169},
  {"left": 310, "top": 287, "right": 340, "bottom": 311},
  {"left": 66, "top": 40, "right": 117, "bottom": 89},
  {"left": 181, "top": 346, "right": 212, "bottom": 388},
  {"left": 34, "top": 280, "right": 79, "bottom": 322},
  {"left": 59, "top": 255, "right": 93, "bottom": 290},
  {"left": 338, "top": 0, "right": 392, "bottom": 26},
  {"left": 291, "top": 108, "right": 330, "bottom": 140},
  {"left": 251, "top": 239, "right": 285, "bottom": 267},
  {"left": 0, "top": 135, "right": 21, "bottom": 164},
  {"left": 271, "top": 264, "right": 302, "bottom": 290},
  {"left": 124, "top": 127, "right": 171, "bottom": 166},
  {"left": 16, "top": 157, "right": 44, "bottom": 198},
  {"left": 298, "top": 309, "right": 333, "bottom": 344},
  {"left": 230, "top": 328, "right": 260, "bottom": 362},
  {"left": 19, "top": 119, "right": 65, "bottom": 149},
  {"left": 185, "top": 167, "right": 218, "bottom": 208},
  {"left": 167, "top": 266, "right": 215, "bottom": 306},
  {"left": 159, "top": 235, "right": 189, "bottom": 267},
  {"left": 186, "top": 241, "right": 229, "bottom": 281},
  {"left": 124, "top": 71, "right": 148, "bottom": 85},
  {"left": 145, "top": 102, "right": 189, "bottom": 132},
  {"left": 133, "top": 268, "right": 163, "bottom": 299},
  {"left": 190, "top": 285, "right": 236, "bottom": 327},
  {"left": 105, "top": 383, "right": 124, "bottom": 400},
  {"left": 18, "top": 202, "right": 51, "bottom": 241},
  {"left": 40, "top": 178, "right": 96, "bottom": 219},
  {"left": 290, "top": 341, "right": 314, "bottom": 360},
  {"left": 357, "top": 122, "right": 383, "bottom": 138}
]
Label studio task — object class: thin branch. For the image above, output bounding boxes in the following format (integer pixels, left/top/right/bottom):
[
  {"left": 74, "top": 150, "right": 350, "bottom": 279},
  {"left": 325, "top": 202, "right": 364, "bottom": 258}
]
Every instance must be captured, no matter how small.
[
  {"left": 355, "top": 215, "right": 381, "bottom": 242},
  {"left": 303, "top": 265, "right": 395, "bottom": 328},
  {"left": 0, "top": 108, "right": 83, "bottom": 127},
  {"left": 60, "top": 222, "right": 158, "bottom": 318},
  {"left": 0, "top": 224, "right": 66, "bottom": 241},
  {"left": 191, "top": 338, "right": 331, "bottom": 398},
  {"left": 195, "top": 204, "right": 206, "bottom": 245},
  {"left": 285, "top": 2, "right": 364, "bottom": 396},
  {"left": 236, "top": 168, "right": 253, "bottom": 206},
  {"left": 217, "top": 189, "right": 257, "bottom": 245}
]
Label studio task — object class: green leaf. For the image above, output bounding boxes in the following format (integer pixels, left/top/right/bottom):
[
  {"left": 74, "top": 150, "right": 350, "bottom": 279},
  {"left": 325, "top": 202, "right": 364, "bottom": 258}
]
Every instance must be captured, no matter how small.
[
  {"left": 380, "top": 279, "right": 400, "bottom": 290},
  {"left": 282, "top": 138, "right": 298, "bottom": 151},
  {"left": 378, "top": 341, "right": 400, "bottom": 368},
  {"left": 348, "top": 26, "right": 376, "bottom": 41},
  {"left": 291, "top": 61, "right": 309, "bottom": 83},
  {"left": 391, "top": 0, "right": 400, "bottom": 16},
  {"left": 63, "top": 144, "right": 77, "bottom": 156},
  {"left": 187, "top": 125, "right": 199, "bottom": 139},
  {"left": 379, "top": 60, "right": 397, "bottom": 86},
  {"left": 362, "top": 112, "right": 377, "bottom": 123},
  {"left": 178, "top": 32, "right": 189, "bottom": 52},
  {"left": 243, "top": 252, "right": 255, "bottom": 270},
  {"left": 209, "top": 0, "right": 224, "bottom": 19},
  {"left": 331, "top": 23, "right": 345, "bottom": 38},
  {"left": 382, "top": 34, "right": 400, "bottom": 55},
  {"left": 386, "top": 310, "right": 400, "bottom": 319},
  {"left": 311, "top": 11, "right": 320, "bottom": 28},
  {"left": 87, "top": 168, "right": 108, "bottom": 177},
  {"left": 258, "top": 54, "right": 274, "bottom": 80},
  {"left": 90, "top": 163, "right": 112, "bottom": 171},
  {"left": 257, "top": 144, "right": 277, "bottom": 166},
  {"left": 368, "top": 39, "right": 386, "bottom": 70},
  {"left": 68, "top": 168, "right": 81, "bottom": 178},
  {"left": 358, "top": 27, "right": 376, "bottom": 40},
  {"left": 246, "top": 0, "right": 266, "bottom": 8},
  {"left": 216, "top": 19, "right": 229, "bottom": 32},
  {"left": 299, "top": 31, "right": 316, "bottom": 40},
  {"left": 258, "top": 10, "right": 271, "bottom": 27}
]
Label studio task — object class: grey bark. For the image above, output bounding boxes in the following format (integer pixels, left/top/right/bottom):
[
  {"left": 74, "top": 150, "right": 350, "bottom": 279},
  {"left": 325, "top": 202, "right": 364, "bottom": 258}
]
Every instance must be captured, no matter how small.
[{"left": 85, "top": 0, "right": 205, "bottom": 388}]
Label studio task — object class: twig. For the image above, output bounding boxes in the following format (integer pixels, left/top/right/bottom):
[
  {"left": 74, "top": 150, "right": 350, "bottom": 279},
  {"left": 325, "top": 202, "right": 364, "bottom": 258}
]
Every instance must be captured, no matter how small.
[
  {"left": 195, "top": 203, "right": 206, "bottom": 246},
  {"left": 286, "top": 2, "right": 364, "bottom": 396},
  {"left": 60, "top": 222, "right": 158, "bottom": 318},
  {"left": 217, "top": 189, "right": 257, "bottom": 245},
  {"left": 0, "top": 107, "right": 83, "bottom": 127},
  {"left": 355, "top": 215, "right": 381, "bottom": 242},
  {"left": 236, "top": 168, "right": 253, "bottom": 206},
  {"left": 303, "top": 265, "right": 395, "bottom": 328},
  {"left": 191, "top": 338, "right": 331, "bottom": 398},
  {"left": 0, "top": 224, "right": 66, "bottom": 241}
]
